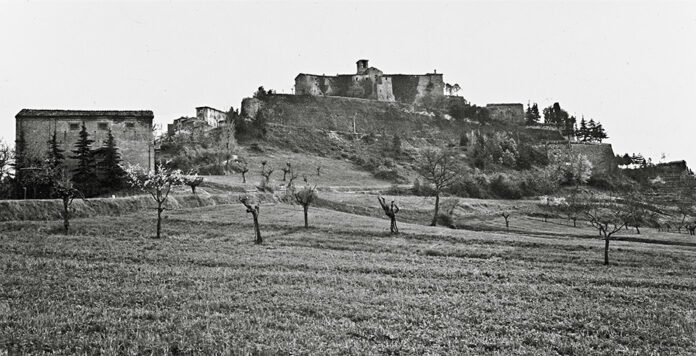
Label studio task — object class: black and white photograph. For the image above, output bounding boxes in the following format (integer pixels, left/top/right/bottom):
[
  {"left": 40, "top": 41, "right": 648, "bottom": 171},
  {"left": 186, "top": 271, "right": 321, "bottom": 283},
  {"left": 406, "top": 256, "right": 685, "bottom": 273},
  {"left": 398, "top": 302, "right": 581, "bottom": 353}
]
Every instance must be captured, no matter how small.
[{"left": 1, "top": 0, "right": 695, "bottom": 354}]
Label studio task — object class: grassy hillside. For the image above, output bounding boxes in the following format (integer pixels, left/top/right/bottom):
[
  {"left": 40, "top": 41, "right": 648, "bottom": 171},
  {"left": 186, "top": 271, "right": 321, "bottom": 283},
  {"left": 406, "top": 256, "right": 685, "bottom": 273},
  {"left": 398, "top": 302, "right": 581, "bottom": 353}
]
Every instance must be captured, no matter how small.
[{"left": 2, "top": 202, "right": 695, "bottom": 354}]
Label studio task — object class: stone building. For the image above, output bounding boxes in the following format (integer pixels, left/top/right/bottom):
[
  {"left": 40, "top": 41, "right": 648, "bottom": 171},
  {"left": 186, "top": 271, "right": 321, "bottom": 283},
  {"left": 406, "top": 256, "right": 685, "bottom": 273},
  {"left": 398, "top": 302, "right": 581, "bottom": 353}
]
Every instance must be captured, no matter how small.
[
  {"left": 294, "top": 59, "right": 444, "bottom": 105},
  {"left": 167, "top": 106, "right": 228, "bottom": 136},
  {"left": 486, "top": 103, "right": 525, "bottom": 123},
  {"left": 196, "top": 106, "right": 227, "bottom": 127},
  {"left": 15, "top": 109, "right": 155, "bottom": 173}
]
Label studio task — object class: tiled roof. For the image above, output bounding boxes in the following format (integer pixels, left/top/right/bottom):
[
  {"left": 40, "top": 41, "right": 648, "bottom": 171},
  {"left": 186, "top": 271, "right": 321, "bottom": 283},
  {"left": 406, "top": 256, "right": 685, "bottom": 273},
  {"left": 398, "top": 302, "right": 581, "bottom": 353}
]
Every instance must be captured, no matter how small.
[{"left": 16, "top": 109, "right": 154, "bottom": 119}]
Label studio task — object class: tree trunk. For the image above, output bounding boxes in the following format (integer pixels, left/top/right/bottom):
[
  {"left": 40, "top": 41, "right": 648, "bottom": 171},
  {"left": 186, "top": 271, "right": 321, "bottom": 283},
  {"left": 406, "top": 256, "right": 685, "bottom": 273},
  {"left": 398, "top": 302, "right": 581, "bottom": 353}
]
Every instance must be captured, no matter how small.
[
  {"left": 430, "top": 193, "right": 440, "bottom": 226},
  {"left": 252, "top": 213, "right": 262, "bottom": 244},
  {"left": 191, "top": 186, "right": 197, "bottom": 194},
  {"left": 242, "top": 172, "right": 246, "bottom": 183},
  {"left": 390, "top": 216, "right": 398, "bottom": 234},
  {"left": 572, "top": 218, "right": 577, "bottom": 227},
  {"left": 303, "top": 205, "right": 308, "bottom": 228},
  {"left": 156, "top": 206, "right": 163, "bottom": 239},
  {"left": 604, "top": 237, "right": 609, "bottom": 265},
  {"left": 62, "top": 198, "right": 70, "bottom": 233},
  {"left": 505, "top": 219, "right": 509, "bottom": 229},
  {"left": 635, "top": 226, "right": 640, "bottom": 234}
]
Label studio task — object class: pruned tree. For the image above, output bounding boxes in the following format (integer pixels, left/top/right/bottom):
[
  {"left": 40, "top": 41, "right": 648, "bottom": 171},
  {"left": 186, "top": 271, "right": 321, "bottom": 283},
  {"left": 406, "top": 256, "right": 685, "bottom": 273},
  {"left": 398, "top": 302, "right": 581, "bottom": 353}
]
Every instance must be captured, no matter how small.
[
  {"left": 240, "top": 196, "right": 262, "bottom": 244},
  {"left": 562, "top": 188, "right": 590, "bottom": 227},
  {"left": 185, "top": 176, "right": 204, "bottom": 194},
  {"left": 500, "top": 212, "right": 511, "bottom": 230},
  {"left": 585, "top": 199, "right": 624, "bottom": 265},
  {"left": 261, "top": 162, "right": 274, "bottom": 185},
  {"left": 378, "top": 196, "right": 400, "bottom": 234},
  {"left": 287, "top": 170, "right": 299, "bottom": 189},
  {"left": 294, "top": 185, "right": 317, "bottom": 228},
  {"left": 416, "top": 147, "right": 462, "bottom": 226},
  {"left": 124, "top": 164, "right": 186, "bottom": 239},
  {"left": 316, "top": 164, "right": 322, "bottom": 177},
  {"left": 241, "top": 163, "right": 249, "bottom": 183},
  {"left": 620, "top": 192, "right": 650, "bottom": 234},
  {"left": 281, "top": 162, "right": 292, "bottom": 181},
  {"left": 53, "top": 174, "right": 84, "bottom": 233}
]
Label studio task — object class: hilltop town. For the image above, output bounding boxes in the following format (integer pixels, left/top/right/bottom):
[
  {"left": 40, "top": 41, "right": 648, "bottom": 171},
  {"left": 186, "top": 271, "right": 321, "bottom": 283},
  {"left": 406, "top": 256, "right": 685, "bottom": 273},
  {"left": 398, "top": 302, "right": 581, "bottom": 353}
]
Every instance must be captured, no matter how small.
[{"left": 3, "top": 58, "right": 696, "bottom": 354}]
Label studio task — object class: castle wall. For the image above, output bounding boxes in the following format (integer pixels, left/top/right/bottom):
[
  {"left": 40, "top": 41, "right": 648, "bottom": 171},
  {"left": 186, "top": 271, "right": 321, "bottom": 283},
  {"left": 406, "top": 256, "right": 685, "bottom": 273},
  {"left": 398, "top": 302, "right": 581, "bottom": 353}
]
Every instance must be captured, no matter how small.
[
  {"left": 16, "top": 111, "right": 154, "bottom": 174},
  {"left": 486, "top": 104, "right": 525, "bottom": 123},
  {"left": 549, "top": 142, "right": 617, "bottom": 175},
  {"left": 294, "top": 66, "right": 442, "bottom": 105}
]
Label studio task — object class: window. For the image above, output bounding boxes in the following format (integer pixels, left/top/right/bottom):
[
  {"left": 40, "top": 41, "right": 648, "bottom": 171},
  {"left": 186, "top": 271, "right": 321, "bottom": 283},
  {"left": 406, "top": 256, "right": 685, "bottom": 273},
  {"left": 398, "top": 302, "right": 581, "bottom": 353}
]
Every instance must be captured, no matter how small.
[
  {"left": 125, "top": 122, "right": 135, "bottom": 129},
  {"left": 98, "top": 122, "right": 109, "bottom": 131},
  {"left": 69, "top": 123, "right": 80, "bottom": 131}
]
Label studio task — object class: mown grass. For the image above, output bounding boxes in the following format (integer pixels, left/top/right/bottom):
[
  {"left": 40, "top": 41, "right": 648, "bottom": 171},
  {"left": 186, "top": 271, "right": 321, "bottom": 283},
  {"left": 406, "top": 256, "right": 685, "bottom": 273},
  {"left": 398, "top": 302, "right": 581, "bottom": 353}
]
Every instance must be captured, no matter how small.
[{"left": 1, "top": 203, "right": 695, "bottom": 354}]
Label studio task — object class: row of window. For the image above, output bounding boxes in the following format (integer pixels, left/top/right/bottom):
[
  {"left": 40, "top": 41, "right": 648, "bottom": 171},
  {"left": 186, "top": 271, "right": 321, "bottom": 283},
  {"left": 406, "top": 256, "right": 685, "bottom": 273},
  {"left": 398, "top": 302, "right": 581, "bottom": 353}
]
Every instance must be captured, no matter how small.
[{"left": 68, "top": 122, "right": 136, "bottom": 131}]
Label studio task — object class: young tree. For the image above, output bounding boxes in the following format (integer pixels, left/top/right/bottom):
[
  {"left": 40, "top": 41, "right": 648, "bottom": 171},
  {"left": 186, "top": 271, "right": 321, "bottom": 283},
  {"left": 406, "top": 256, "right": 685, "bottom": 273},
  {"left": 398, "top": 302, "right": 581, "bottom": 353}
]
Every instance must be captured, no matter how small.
[
  {"left": 100, "top": 129, "right": 125, "bottom": 189},
  {"left": 260, "top": 162, "right": 274, "bottom": 185},
  {"left": 124, "top": 164, "right": 186, "bottom": 239},
  {"left": 585, "top": 199, "right": 624, "bottom": 265},
  {"left": 316, "top": 164, "right": 322, "bottom": 177},
  {"left": 500, "top": 211, "right": 511, "bottom": 230},
  {"left": 184, "top": 176, "right": 204, "bottom": 194},
  {"left": 53, "top": 173, "right": 84, "bottom": 233},
  {"left": 416, "top": 147, "right": 462, "bottom": 226},
  {"left": 562, "top": 188, "right": 589, "bottom": 227},
  {"left": 281, "top": 162, "right": 292, "bottom": 181},
  {"left": 294, "top": 185, "right": 317, "bottom": 228},
  {"left": 378, "top": 196, "right": 400, "bottom": 234},
  {"left": 594, "top": 122, "right": 608, "bottom": 142},
  {"left": 70, "top": 123, "right": 97, "bottom": 193},
  {"left": 240, "top": 196, "right": 262, "bottom": 244},
  {"left": 621, "top": 192, "right": 650, "bottom": 234}
]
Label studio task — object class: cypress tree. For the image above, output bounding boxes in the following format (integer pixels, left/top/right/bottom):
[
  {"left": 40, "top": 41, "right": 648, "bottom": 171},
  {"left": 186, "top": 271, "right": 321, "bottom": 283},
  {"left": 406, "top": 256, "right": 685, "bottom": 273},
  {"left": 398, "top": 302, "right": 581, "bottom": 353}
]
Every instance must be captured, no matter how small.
[
  {"left": 70, "top": 123, "right": 96, "bottom": 192},
  {"left": 100, "top": 129, "right": 124, "bottom": 189},
  {"left": 578, "top": 117, "right": 589, "bottom": 142},
  {"left": 587, "top": 119, "right": 597, "bottom": 142},
  {"left": 47, "top": 130, "right": 65, "bottom": 171}
]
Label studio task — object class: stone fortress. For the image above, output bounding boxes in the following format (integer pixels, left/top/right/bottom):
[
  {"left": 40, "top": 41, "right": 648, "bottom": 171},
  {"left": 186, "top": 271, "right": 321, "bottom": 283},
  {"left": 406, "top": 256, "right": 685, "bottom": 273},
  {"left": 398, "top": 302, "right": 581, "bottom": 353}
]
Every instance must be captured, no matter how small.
[{"left": 294, "top": 59, "right": 445, "bottom": 105}]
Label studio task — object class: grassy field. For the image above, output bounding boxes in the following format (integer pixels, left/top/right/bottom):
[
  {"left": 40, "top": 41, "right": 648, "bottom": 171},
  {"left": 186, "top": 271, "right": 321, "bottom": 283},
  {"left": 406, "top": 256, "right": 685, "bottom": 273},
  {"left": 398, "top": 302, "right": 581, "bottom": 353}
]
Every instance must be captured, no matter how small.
[{"left": 2, "top": 199, "right": 695, "bottom": 354}]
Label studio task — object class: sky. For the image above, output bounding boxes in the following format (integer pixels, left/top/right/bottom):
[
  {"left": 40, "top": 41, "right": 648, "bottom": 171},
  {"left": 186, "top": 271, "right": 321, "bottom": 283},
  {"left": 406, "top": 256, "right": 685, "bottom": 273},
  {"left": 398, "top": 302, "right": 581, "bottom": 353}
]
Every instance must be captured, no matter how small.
[{"left": 1, "top": 0, "right": 695, "bottom": 165}]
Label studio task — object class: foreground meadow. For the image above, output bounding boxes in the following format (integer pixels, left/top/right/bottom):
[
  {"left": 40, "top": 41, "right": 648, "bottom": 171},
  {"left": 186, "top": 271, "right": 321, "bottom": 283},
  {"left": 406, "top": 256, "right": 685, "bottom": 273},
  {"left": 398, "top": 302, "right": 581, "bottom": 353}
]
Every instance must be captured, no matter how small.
[{"left": 1, "top": 202, "right": 695, "bottom": 354}]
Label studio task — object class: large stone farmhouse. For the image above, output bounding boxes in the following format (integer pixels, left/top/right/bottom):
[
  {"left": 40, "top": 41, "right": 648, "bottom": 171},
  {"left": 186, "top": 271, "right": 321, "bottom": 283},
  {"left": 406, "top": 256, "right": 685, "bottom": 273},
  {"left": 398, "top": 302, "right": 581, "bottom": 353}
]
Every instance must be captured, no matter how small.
[
  {"left": 15, "top": 109, "right": 155, "bottom": 174},
  {"left": 294, "top": 59, "right": 445, "bottom": 105}
]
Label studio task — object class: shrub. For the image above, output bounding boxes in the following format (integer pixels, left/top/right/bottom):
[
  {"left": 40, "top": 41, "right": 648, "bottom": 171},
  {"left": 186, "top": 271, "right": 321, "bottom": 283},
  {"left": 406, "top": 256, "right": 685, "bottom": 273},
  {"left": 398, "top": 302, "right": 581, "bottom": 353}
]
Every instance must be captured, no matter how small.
[{"left": 490, "top": 175, "right": 523, "bottom": 199}]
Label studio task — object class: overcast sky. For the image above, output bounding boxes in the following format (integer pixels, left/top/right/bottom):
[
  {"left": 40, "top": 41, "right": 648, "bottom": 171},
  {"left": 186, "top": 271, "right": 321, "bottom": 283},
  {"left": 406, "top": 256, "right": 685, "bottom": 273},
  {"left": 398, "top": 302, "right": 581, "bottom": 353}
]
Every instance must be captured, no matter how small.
[{"left": 1, "top": 0, "right": 695, "bottom": 165}]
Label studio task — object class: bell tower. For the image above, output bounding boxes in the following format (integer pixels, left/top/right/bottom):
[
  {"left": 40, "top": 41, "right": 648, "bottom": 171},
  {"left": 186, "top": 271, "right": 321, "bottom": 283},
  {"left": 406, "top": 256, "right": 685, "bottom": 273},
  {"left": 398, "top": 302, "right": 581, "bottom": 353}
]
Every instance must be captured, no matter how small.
[{"left": 356, "top": 59, "right": 369, "bottom": 74}]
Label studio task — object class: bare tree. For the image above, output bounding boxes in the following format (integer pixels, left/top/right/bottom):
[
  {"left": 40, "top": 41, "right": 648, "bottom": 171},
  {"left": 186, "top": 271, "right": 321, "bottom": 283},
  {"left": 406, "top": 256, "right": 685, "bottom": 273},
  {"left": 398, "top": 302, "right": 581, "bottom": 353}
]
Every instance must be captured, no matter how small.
[
  {"left": 0, "top": 139, "right": 11, "bottom": 181},
  {"left": 241, "top": 163, "right": 249, "bottom": 183},
  {"left": 378, "top": 196, "right": 400, "bottom": 233},
  {"left": 316, "top": 164, "right": 322, "bottom": 177},
  {"left": 261, "top": 162, "right": 274, "bottom": 185},
  {"left": 585, "top": 200, "right": 624, "bottom": 265},
  {"left": 501, "top": 212, "right": 511, "bottom": 230},
  {"left": 281, "top": 162, "right": 291, "bottom": 181},
  {"left": 294, "top": 185, "right": 317, "bottom": 228},
  {"left": 124, "top": 164, "right": 186, "bottom": 239},
  {"left": 416, "top": 147, "right": 462, "bottom": 226},
  {"left": 53, "top": 174, "right": 84, "bottom": 233},
  {"left": 287, "top": 170, "right": 299, "bottom": 189},
  {"left": 240, "top": 196, "right": 262, "bottom": 244}
]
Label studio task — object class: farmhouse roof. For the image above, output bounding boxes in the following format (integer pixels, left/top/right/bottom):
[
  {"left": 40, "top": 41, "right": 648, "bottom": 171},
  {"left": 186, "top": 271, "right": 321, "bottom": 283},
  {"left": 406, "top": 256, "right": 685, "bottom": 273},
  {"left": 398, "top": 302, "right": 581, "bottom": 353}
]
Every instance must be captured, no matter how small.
[{"left": 16, "top": 109, "right": 154, "bottom": 119}]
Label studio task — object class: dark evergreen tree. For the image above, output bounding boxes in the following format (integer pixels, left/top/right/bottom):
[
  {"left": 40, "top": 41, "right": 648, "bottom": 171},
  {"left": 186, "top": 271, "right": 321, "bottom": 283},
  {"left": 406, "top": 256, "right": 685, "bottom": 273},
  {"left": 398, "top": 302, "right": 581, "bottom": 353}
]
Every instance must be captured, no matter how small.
[
  {"left": 525, "top": 102, "right": 541, "bottom": 125},
  {"left": 70, "top": 123, "right": 97, "bottom": 193},
  {"left": 587, "top": 119, "right": 597, "bottom": 142},
  {"left": 100, "top": 129, "right": 124, "bottom": 189},
  {"left": 578, "top": 117, "right": 589, "bottom": 142},
  {"left": 47, "top": 130, "right": 65, "bottom": 171},
  {"left": 594, "top": 122, "right": 608, "bottom": 142}
]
